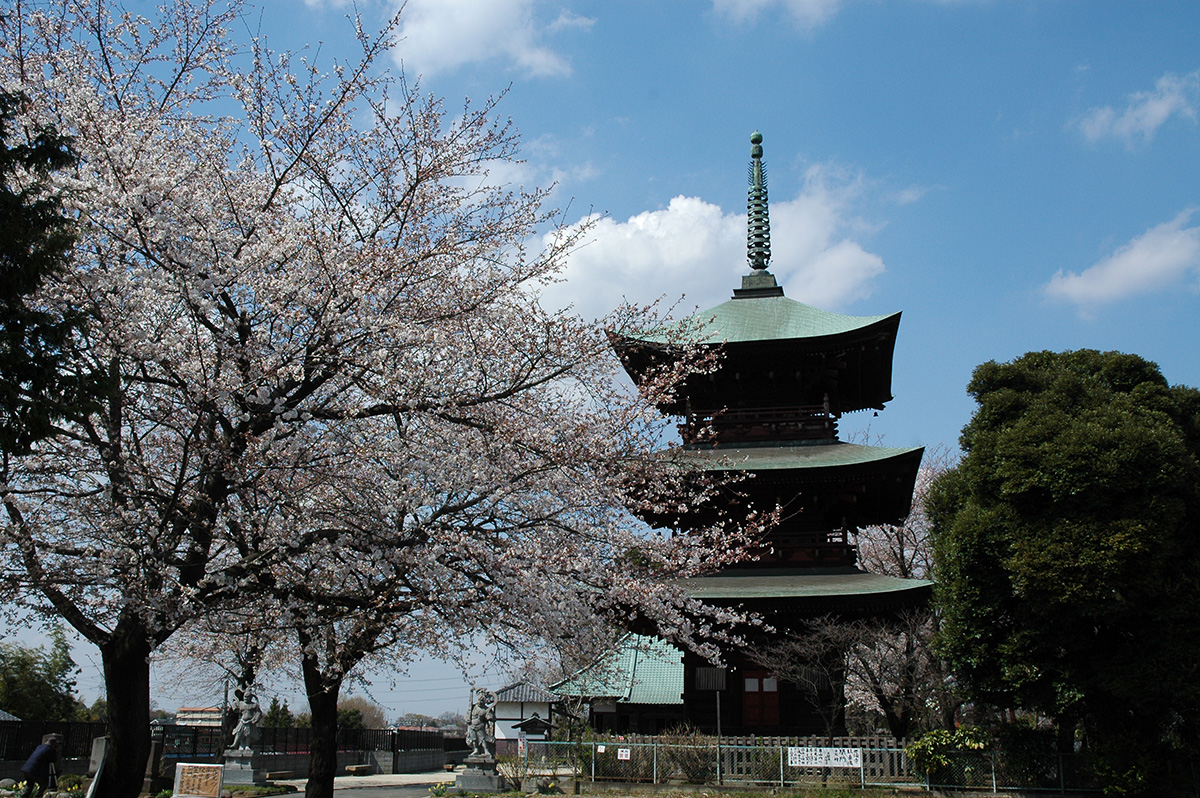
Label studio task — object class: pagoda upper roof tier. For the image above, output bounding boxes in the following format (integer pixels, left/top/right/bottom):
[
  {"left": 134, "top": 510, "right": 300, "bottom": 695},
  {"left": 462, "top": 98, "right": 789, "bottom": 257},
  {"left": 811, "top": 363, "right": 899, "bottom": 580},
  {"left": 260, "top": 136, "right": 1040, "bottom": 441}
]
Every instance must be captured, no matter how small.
[
  {"left": 612, "top": 289, "right": 902, "bottom": 416},
  {"left": 625, "top": 293, "right": 900, "bottom": 346}
]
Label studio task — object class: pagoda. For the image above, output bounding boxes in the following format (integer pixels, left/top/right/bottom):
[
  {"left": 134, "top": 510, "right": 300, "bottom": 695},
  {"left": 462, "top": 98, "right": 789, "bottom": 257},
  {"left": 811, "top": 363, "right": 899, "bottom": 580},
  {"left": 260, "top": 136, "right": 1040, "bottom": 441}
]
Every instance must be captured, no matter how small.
[{"left": 606, "top": 132, "right": 931, "bottom": 736}]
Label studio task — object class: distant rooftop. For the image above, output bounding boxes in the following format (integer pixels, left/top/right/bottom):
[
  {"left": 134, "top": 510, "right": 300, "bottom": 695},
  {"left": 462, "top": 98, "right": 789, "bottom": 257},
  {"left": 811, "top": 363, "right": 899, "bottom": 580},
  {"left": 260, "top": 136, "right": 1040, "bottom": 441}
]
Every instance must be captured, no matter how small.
[{"left": 494, "top": 682, "right": 563, "bottom": 704}]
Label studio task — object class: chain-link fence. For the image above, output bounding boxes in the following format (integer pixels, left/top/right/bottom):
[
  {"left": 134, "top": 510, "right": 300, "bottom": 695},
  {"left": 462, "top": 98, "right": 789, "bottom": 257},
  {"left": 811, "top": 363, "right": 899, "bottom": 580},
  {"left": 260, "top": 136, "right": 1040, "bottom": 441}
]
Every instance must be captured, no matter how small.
[
  {"left": 926, "top": 750, "right": 1097, "bottom": 793},
  {"left": 516, "top": 740, "right": 915, "bottom": 789},
  {"left": 508, "top": 739, "right": 1094, "bottom": 793}
]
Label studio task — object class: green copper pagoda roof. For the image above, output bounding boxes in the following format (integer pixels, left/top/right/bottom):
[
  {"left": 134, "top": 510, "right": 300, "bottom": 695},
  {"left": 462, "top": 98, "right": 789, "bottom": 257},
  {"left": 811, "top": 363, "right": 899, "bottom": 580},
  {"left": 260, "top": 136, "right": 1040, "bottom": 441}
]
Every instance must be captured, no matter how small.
[
  {"left": 668, "top": 440, "right": 923, "bottom": 471},
  {"left": 625, "top": 295, "right": 899, "bottom": 346},
  {"left": 552, "top": 635, "right": 683, "bottom": 705},
  {"left": 681, "top": 569, "right": 932, "bottom": 601}
]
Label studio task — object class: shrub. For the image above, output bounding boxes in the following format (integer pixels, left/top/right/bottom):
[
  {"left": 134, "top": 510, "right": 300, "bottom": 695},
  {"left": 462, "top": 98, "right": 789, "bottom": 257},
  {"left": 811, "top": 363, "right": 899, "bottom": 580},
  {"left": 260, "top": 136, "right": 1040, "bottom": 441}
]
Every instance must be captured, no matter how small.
[{"left": 906, "top": 726, "right": 989, "bottom": 779}]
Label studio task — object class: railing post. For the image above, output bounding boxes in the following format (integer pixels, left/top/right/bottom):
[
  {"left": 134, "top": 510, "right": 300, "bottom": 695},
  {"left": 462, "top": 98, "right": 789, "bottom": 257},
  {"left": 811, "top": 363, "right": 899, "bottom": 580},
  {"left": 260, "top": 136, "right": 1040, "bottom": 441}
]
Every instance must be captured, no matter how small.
[
  {"left": 591, "top": 742, "right": 595, "bottom": 782},
  {"left": 991, "top": 752, "right": 998, "bottom": 793},
  {"left": 779, "top": 744, "right": 785, "bottom": 787},
  {"left": 652, "top": 742, "right": 658, "bottom": 784}
]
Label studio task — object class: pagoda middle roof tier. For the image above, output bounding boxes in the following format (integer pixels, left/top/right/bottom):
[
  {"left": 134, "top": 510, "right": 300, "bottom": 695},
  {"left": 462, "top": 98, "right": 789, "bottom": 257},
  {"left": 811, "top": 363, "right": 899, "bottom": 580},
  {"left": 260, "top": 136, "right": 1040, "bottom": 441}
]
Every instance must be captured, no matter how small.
[
  {"left": 637, "top": 441, "right": 924, "bottom": 530},
  {"left": 669, "top": 440, "right": 923, "bottom": 472},
  {"left": 682, "top": 567, "right": 932, "bottom": 601}
]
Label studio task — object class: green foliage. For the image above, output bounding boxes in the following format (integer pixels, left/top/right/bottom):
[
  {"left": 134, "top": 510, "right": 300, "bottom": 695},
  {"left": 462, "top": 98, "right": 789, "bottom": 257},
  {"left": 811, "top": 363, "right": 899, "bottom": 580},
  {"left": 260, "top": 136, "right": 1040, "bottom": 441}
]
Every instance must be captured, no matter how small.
[
  {"left": 336, "top": 706, "right": 365, "bottom": 730},
  {"left": 0, "top": 627, "right": 87, "bottom": 720},
  {"left": 56, "top": 774, "right": 85, "bottom": 792},
  {"left": 83, "top": 697, "right": 108, "bottom": 722},
  {"left": 428, "top": 783, "right": 449, "bottom": 798},
  {"left": 263, "top": 696, "right": 294, "bottom": 728},
  {"left": 338, "top": 695, "right": 386, "bottom": 729},
  {"left": 905, "top": 726, "right": 989, "bottom": 777},
  {"left": 930, "top": 350, "right": 1200, "bottom": 795}
]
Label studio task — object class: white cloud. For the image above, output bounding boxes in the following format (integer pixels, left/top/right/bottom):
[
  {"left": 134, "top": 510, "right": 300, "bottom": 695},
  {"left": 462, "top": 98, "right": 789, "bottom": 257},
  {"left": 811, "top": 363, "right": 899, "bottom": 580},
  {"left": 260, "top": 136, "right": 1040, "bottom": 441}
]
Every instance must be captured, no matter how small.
[
  {"left": 542, "top": 165, "right": 887, "bottom": 321},
  {"left": 1077, "top": 70, "right": 1200, "bottom": 146},
  {"left": 712, "top": 0, "right": 843, "bottom": 30},
  {"left": 392, "top": 0, "right": 593, "bottom": 78},
  {"left": 1044, "top": 209, "right": 1200, "bottom": 310}
]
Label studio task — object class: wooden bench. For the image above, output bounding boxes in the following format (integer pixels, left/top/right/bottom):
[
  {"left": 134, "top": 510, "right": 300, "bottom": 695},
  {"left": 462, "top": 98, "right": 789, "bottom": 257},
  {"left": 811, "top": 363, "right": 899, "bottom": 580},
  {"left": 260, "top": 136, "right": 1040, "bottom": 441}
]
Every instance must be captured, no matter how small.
[
  {"left": 344, "top": 764, "right": 374, "bottom": 775},
  {"left": 264, "top": 771, "right": 294, "bottom": 780}
]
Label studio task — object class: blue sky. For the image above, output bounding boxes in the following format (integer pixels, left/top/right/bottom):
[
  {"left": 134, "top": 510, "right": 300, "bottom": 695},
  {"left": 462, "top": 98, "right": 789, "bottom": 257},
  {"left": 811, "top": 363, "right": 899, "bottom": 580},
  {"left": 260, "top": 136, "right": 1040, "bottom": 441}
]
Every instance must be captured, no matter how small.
[
  {"left": 16, "top": 0, "right": 1200, "bottom": 720},
  {"left": 253, "top": 0, "right": 1200, "bottom": 454}
]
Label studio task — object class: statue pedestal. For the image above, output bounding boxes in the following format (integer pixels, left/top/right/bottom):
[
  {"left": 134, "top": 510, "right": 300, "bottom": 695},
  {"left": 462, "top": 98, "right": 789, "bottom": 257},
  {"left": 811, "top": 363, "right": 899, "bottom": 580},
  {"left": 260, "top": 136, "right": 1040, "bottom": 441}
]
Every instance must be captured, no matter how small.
[
  {"left": 223, "top": 748, "right": 264, "bottom": 785},
  {"left": 456, "top": 756, "right": 502, "bottom": 793}
]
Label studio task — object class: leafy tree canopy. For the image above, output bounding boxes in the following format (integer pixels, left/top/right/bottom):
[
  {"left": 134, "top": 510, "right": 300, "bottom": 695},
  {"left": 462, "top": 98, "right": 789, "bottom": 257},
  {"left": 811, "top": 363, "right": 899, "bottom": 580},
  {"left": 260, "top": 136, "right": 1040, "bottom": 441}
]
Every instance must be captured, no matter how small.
[
  {"left": 0, "top": 628, "right": 87, "bottom": 721},
  {"left": 929, "top": 350, "right": 1200, "bottom": 793}
]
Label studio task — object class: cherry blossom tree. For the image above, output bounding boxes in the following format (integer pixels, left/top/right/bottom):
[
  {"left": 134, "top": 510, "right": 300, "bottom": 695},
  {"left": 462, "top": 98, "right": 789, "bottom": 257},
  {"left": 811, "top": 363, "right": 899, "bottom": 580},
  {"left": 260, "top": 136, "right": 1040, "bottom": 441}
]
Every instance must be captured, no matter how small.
[{"left": 0, "top": 3, "right": 758, "bottom": 796}]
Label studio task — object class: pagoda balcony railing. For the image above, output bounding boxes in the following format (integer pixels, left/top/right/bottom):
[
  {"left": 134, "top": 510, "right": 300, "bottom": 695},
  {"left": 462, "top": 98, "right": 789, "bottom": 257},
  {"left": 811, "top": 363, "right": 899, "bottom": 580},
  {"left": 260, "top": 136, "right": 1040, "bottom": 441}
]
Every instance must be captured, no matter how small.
[
  {"left": 739, "top": 528, "right": 858, "bottom": 567},
  {"left": 680, "top": 404, "right": 837, "bottom": 444}
]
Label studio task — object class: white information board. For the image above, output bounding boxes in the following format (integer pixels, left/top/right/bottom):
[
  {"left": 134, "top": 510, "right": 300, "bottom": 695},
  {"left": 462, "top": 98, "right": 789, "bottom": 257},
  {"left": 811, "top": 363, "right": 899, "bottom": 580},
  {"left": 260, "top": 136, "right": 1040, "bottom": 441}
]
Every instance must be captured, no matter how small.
[
  {"left": 617, "top": 748, "right": 632, "bottom": 760},
  {"left": 787, "top": 746, "right": 863, "bottom": 768}
]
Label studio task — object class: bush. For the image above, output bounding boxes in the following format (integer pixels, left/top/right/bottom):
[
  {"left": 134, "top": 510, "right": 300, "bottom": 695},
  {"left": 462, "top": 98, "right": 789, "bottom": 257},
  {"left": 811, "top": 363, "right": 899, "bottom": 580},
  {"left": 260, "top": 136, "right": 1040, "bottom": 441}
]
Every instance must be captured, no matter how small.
[{"left": 906, "top": 726, "right": 989, "bottom": 779}]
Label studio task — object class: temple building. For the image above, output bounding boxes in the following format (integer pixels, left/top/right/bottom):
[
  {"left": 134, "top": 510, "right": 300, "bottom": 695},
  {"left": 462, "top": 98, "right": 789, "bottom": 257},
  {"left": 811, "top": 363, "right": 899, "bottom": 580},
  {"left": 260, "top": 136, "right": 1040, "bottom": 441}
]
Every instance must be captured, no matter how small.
[{"left": 557, "top": 132, "right": 930, "bottom": 736}]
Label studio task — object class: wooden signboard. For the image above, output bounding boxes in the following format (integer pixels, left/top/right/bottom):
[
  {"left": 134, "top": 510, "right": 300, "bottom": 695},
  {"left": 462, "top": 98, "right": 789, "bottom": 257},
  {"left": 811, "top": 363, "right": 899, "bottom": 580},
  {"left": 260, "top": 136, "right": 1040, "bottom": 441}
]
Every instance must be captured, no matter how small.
[{"left": 173, "top": 763, "right": 225, "bottom": 798}]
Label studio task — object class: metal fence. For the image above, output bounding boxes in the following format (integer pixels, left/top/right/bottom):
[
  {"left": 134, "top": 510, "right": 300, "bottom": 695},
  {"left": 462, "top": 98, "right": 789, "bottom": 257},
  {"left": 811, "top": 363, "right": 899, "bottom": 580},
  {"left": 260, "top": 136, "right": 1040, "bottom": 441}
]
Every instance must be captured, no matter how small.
[
  {"left": 158, "top": 724, "right": 447, "bottom": 758},
  {"left": 0, "top": 721, "right": 107, "bottom": 761},
  {"left": 1, "top": 720, "right": 447, "bottom": 762},
  {"left": 502, "top": 738, "right": 1096, "bottom": 793},
  {"left": 504, "top": 739, "right": 914, "bottom": 789},
  {"left": 927, "top": 750, "right": 1098, "bottom": 793}
]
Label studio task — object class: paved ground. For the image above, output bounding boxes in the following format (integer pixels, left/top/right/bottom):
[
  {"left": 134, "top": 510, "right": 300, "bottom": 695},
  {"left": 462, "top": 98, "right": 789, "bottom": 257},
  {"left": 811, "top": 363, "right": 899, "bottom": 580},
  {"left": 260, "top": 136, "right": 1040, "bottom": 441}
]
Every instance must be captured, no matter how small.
[{"left": 277, "top": 767, "right": 457, "bottom": 795}]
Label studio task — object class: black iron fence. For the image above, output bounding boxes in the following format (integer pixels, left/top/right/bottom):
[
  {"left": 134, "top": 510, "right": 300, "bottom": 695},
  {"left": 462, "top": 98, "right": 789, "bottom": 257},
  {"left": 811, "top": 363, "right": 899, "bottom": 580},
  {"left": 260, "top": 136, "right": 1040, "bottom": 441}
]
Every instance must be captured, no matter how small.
[
  {"left": 1, "top": 720, "right": 450, "bottom": 762},
  {"left": 0, "top": 721, "right": 107, "bottom": 761}
]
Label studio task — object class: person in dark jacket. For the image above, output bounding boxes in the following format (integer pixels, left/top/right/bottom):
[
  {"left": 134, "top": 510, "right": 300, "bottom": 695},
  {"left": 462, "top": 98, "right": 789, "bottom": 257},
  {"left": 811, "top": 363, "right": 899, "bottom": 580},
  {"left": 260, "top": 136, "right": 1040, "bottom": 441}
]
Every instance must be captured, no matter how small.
[{"left": 20, "top": 734, "right": 59, "bottom": 798}]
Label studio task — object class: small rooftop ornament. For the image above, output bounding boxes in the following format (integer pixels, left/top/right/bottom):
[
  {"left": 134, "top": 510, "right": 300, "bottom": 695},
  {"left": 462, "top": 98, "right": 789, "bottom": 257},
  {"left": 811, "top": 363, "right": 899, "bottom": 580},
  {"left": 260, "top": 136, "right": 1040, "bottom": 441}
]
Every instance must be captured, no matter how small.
[{"left": 735, "top": 131, "right": 785, "bottom": 298}]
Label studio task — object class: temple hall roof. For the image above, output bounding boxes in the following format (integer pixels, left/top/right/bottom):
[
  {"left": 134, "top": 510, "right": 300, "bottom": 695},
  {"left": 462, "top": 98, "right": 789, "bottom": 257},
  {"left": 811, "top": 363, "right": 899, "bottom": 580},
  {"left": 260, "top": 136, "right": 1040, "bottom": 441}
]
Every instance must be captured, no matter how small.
[{"left": 553, "top": 635, "right": 683, "bottom": 705}]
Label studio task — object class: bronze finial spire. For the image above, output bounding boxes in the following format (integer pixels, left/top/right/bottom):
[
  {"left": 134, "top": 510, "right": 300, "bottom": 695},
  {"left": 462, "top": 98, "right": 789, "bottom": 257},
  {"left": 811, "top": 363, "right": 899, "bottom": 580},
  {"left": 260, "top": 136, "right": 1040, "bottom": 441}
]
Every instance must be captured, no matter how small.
[
  {"left": 747, "top": 130, "right": 771, "bottom": 271},
  {"left": 733, "top": 131, "right": 784, "bottom": 299}
]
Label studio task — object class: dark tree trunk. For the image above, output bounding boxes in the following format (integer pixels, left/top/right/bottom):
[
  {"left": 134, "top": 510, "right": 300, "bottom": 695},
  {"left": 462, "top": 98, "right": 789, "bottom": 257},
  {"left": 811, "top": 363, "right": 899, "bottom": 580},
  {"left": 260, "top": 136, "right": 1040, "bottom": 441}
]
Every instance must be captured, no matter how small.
[
  {"left": 97, "top": 621, "right": 152, "bottom": 798},
  {"left": 303, "top": 653, "right": 342, "bottom": 798}
]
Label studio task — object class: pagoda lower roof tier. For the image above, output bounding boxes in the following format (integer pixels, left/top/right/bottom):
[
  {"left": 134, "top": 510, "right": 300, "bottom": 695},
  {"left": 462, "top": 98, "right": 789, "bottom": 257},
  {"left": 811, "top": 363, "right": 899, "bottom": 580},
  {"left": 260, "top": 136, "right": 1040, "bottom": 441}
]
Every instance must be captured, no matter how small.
[{"left": 681, "top": 567, "right": 932, "bottom": 614}]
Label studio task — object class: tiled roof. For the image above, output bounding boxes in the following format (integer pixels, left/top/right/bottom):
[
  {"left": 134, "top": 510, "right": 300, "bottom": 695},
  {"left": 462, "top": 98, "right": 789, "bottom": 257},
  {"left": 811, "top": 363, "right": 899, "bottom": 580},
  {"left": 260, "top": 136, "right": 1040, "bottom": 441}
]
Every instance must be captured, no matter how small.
[
  {"left": 0, "top": 708, "right": 21, "bottom": 721},
  {"left": 553, "top": 635, "right": 683, "bottom": 706},
  {"left": 494, "top": 682, "right": 562, "bottom": 704}
]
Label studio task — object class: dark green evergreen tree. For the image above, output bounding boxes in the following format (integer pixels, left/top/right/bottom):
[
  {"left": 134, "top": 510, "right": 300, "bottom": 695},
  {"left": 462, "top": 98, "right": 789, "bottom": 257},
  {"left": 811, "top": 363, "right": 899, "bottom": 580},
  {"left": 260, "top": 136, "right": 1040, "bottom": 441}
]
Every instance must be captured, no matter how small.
[
  {"left": 929, "top": 350, "right": 1200, "bottom": 796},
  {"left": 264, "top": 696, "right": 295, "bottom": 728},
  {"left": 0, "top": 90, "right": 102, "bottom": 454}
]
